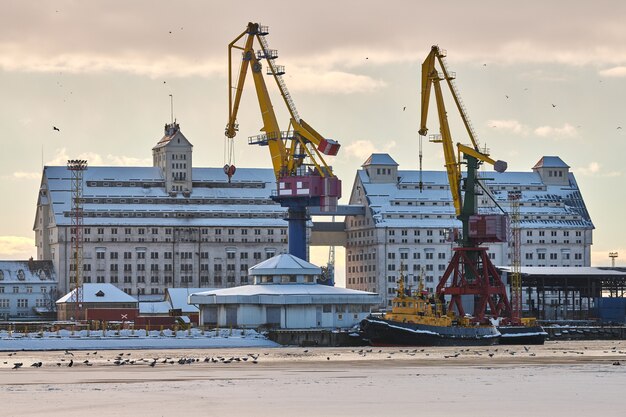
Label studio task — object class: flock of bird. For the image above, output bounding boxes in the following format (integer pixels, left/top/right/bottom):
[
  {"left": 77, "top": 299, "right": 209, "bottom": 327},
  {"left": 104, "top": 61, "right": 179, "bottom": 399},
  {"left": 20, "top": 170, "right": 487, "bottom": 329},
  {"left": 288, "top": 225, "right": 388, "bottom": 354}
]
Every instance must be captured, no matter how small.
[
  {"left": 5, "top": 344, "right": 626, "bottom": 370},
  {"left": 6, "top": 349, "right": 263, "bottom": 370}
]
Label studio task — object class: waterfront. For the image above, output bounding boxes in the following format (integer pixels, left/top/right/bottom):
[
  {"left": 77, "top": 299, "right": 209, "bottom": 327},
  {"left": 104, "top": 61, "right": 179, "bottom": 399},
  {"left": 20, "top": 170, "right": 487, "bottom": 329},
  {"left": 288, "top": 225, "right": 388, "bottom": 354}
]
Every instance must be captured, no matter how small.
[{"left": 1, "top": 341, "right": 626, "bottom": 416}]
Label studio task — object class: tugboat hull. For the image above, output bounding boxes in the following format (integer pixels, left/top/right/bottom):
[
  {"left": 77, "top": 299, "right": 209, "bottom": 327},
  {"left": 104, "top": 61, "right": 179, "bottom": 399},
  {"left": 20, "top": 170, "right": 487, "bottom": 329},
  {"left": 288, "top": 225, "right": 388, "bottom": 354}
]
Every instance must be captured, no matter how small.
[
  {"left": 497, "top": 326, "right": 547, "bottom": 345},
  {"left": 360, "top": 317, "right": 500, "bottom": 347}
]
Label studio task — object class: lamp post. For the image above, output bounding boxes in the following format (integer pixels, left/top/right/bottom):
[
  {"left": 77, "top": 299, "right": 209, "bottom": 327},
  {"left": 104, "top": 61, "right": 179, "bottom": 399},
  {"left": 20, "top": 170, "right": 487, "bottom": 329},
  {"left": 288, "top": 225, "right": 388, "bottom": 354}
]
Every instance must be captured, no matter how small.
[{"left": 609, "top": 252, "right": 618, "bottom": 268}]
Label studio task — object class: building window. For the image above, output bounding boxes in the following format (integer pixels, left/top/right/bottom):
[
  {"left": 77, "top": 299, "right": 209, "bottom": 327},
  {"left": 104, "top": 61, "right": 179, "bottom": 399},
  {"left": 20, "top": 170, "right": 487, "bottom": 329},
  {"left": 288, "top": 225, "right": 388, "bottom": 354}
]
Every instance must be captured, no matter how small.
[{"left": 17, "top": 299, "right": 28, "bottom": 308}]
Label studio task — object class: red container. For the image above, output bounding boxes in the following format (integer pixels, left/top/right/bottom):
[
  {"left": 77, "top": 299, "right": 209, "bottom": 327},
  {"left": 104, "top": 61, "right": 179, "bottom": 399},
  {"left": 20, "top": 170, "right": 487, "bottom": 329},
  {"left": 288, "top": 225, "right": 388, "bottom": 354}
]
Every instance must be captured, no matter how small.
[
  {"left": 318, "top": 138, "right": 340, "bottom": 156},
  {"left": 468, "top": 214, "right": 508, "bottom": 242}
]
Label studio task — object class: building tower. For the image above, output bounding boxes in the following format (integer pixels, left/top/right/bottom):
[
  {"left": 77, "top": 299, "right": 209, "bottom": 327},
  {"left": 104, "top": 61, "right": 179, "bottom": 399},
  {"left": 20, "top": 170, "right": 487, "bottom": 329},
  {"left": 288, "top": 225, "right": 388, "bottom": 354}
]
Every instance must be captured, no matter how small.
[{"left": 67, "top": 159, "right": 87, "bottom": 320}]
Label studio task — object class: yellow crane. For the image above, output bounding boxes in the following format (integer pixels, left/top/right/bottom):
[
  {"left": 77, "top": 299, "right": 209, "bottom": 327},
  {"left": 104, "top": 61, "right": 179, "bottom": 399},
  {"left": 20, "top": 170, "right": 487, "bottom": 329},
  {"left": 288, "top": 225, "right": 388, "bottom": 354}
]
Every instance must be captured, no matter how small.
[
  {"left": 224, "top": 22, "right": 341, "bottom": 261},
  {"left": 419, "top": 45, "right": 511, "bottom": 323},
  {"left": 419, "top": 45, "right": 507, "bottom": 221}
]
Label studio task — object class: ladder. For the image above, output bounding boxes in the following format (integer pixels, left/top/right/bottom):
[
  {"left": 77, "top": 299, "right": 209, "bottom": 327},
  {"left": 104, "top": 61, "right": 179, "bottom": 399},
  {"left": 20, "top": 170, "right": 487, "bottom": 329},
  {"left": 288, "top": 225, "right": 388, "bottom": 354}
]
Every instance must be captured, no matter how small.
[
  {"left": 257, "top": 33, "right": 301, "bottom": 122},
  {"left": 438, "top": 51, "right": 481, "bottom": 149}
]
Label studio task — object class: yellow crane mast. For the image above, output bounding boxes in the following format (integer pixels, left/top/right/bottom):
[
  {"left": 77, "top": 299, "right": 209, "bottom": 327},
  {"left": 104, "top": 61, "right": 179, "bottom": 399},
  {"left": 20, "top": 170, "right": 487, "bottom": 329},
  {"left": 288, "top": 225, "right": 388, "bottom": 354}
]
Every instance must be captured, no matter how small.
[{"left": 223, "top": 22, "right": 341, "bottom": 262}]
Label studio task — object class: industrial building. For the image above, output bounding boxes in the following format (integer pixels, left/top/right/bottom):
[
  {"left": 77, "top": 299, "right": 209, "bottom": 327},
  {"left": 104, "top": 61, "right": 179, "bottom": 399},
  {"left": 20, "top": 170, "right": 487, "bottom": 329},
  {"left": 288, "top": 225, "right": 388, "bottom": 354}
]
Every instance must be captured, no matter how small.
[
  {"left": 33, "top": 119, "right": 596, "bottom": 315},
  {"left": 34, "top": 122, "right": 289, "bottom": 296},
  {"left": 345, "top": 154, "right": 594, "bottom": 307}
]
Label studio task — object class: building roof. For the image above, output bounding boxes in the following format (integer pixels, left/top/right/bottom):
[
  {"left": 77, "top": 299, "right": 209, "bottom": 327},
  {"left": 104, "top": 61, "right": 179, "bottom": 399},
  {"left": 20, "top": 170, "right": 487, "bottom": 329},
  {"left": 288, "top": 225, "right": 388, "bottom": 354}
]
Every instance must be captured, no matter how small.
[
  {"left": 352, "top": 156, "right": 593, "bottom": 230},
  {"left": 38, "top": 165, "right": 288, "bottom": 228},
  {"left": 0, "top": 260, "right": 56, "bottom": 283},
  {"left": 362, "top": 153, "right": 398, "bottom": 167},
  {"left": 532, "top": 156, "right": 570, "bottom": 169},
  {"left": 249, "top": 254, "right": 321, "bottom": 275},
  {"left": 138, "top": 301, "right": 171, "bottom": 315},
  {"left": 498, "top": 266, "right": 626, "bottom": 277},
  {"left": 166, "top": 288, "right": 214, "bottom": 313},
  {"left": 152, "top": 122, "right": 193, "bottom": 150},
  {"left": 57, "top": 284, "right": 137, "bottom": 304},
  {"left": 189, "top": 283, "right": 380, "bottom": 305}
]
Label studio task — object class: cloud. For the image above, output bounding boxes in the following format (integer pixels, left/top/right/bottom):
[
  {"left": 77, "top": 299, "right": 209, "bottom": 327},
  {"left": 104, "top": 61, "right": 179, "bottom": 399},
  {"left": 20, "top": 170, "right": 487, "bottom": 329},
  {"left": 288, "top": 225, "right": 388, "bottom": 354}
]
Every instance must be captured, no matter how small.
[
  {"left": 486, "top": 119, "right": 528, "bottom": 135},
  {"left": 533, "top": 123, "right": 578, "bottom": 139},
  {"left": 0, "top": 49, "right": 223, "bottom": 79},
  {"left": 288, "top": 66, "right": 386, "bottom": 94},
  {"left": 344, "top": 139, "right": 396, "bottom": 161},
  {"left": 599, "top": 66, "right": 626, "bottom": 77},
  {"left": 575, "top": 162, "right": 621, "bottom": 177},
  {"left": 45, "top": 148, "right": 152, "bottom": 167},
  {"left": 0, "top": 171, "right": 41, "bottom": 181},
  {"left": 0, "top": 236, "right": 35, "bottom": 259},
  {"left": 4, "top": 2, "right": 626, "bottom": 80},
  {"left": 13, "top": 171, "right": 40, "bottom": 180}
]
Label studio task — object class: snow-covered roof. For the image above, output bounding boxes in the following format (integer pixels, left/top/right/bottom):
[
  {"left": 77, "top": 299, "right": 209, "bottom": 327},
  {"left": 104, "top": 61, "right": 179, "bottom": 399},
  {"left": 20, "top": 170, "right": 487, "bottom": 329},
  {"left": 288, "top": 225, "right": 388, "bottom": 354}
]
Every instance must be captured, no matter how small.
[
  {"left": 532, "top": 156, "right": 570, "bottom": 169},
  {"left": 362, "top": 153, "right": 398, "bottom": 167},
  {"left": 352, "top": 158, "right": 593, "bottom": 230},
  {"left": 189, "top": 283, "right": 380, "bottom": 305},
  {"left": 138, "top": 301, "right": 171, "bottom": 314},
  {"left": 166, "top": 288, "right": 214, "bottom": 313},
  {"left": 498, "top": 266, "right": 626, "bottom": 277},
  {"left": 40, "top": 165, "right": 288, "bottom": 228},
  {"left": 0, "top": 260, "right": 56, "bottom": 283},
  {"left": 249, "top": 254, "right": 321, "bottom": 275},
  {"left": 57, "top": 284, "right": 137, "bottom": 304}
]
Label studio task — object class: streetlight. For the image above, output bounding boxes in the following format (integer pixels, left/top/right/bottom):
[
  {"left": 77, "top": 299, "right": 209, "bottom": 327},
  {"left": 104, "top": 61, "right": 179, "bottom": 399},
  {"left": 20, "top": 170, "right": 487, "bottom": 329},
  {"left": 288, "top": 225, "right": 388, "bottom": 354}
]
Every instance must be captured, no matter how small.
[{"left": 609, "top": 252, "right": 619, "bottom": 268}]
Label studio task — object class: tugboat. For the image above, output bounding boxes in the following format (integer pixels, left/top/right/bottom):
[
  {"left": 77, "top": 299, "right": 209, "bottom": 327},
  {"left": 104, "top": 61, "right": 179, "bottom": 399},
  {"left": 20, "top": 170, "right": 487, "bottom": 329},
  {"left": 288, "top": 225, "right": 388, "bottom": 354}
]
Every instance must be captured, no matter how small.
[{"left": 359, "top": 270, "right": 500, "bottom": 347}]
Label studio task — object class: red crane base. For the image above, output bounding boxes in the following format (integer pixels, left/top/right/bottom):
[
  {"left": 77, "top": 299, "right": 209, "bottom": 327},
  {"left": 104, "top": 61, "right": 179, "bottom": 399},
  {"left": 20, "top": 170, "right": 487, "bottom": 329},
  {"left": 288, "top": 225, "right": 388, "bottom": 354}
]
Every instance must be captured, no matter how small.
[{"left": 436, "top": 246, "right": 512, "bottom": 323}]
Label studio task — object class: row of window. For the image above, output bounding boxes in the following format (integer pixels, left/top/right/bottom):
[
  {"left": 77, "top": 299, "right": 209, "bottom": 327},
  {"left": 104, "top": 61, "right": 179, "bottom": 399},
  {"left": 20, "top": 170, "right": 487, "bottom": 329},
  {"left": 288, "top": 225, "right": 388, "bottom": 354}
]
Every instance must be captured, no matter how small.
[
  {"left": 75, "top": 227, "right": 286, "bottom": 236},
  {"left": 0, "top": 298, "right": 47, "bottom": 308},
  {"left": 89, "top": 250, "right": 274, "bottom": 261},
  {"left": 0, "top": 286, "right": 52, "bottom": 294}
]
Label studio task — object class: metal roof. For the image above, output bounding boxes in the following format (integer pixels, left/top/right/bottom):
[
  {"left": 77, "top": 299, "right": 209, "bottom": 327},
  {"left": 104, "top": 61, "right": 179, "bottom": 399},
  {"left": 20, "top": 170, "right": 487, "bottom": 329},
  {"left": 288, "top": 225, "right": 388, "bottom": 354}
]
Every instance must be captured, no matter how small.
[
  {"left": 249, "top": 254, "right": 321, "bottom": 275},
  {"left": 362, "top": 153, "right": 398, "bottom": 167},
  {"left": 39, "top": 165, "right": 288, "bottom": 228},
  {"left": 354, "top": 156, "right": 593, "bottom": 230},
  {"left": 532, "top": 156, "right": 570, "bottom": 169}
]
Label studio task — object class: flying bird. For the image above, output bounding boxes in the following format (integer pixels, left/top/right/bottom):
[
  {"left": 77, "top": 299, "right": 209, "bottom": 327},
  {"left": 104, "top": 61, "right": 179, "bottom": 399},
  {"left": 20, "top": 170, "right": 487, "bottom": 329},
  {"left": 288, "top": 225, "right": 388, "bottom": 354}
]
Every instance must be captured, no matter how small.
[
  {"left": 403, "top": 106, "right": 406, "bottom": 111},
  {"left": 12, "top": 363, "right": 23, "bottom": 369},
  {"left": 483, "top": 63, "right": 487, "bottom": 67},
  {"left": 64, "top": 350, "right": 73, "bottom": 356},
  {"left": 617, "top": 126, "right": 622, "bottom": 129},
  {"left": 551, "top": 104, "right": 557, "bottom": 108},
  {"left": 53, "top": 126, "right": 60, "bottom": 132},
  {"left": 505, "top": 95, "right": 509, "bottom": 99}
]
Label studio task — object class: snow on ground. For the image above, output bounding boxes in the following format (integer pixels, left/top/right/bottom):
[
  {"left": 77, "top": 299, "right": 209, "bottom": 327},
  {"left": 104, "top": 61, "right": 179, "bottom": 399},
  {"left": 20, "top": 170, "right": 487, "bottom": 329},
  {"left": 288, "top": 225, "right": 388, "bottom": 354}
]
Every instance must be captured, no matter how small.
[{"left": 0, "top": 328, "right": 279, "bottom": 351}]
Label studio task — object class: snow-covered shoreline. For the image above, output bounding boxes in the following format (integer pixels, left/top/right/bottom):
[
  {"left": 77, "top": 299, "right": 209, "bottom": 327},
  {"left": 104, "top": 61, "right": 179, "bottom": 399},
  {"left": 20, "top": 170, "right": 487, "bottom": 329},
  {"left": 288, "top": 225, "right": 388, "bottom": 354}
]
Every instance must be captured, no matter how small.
[{"left": 0, "top": 329, "right": 279, "bottom": 351}]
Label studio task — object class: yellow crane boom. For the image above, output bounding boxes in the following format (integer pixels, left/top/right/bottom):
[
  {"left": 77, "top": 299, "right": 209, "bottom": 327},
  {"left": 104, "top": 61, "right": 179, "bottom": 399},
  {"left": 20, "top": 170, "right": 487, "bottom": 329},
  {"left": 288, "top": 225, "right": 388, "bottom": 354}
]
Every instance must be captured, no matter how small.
[{"left": 419, "top": 45, "right": 506, "bottom": 217}]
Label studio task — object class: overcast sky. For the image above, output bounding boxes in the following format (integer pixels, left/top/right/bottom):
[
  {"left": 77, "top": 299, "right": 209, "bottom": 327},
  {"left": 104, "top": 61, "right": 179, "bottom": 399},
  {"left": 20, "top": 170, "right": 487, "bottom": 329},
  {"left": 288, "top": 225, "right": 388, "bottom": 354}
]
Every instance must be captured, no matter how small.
[{"left": 1, "top": 0, "right": 625, "bottom": 279}]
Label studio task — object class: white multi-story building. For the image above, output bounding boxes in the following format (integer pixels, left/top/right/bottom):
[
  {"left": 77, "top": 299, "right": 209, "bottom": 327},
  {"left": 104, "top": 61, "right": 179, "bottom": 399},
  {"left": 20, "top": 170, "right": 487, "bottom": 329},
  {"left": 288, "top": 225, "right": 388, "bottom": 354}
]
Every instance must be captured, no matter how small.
[
  {"left": 0, "top": 260, "right": 58, "bottom": 320},
  {"left": 345, "top": 154, "right": 594, "bottom": 307},
  {"left": 34, "top": 122, "right": 289, "bottom": 296}
]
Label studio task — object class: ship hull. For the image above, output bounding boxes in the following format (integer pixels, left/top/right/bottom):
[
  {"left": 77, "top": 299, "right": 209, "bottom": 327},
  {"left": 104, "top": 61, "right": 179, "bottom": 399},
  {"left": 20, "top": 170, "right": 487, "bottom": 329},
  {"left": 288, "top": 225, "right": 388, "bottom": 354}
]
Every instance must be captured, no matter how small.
[
  {"left": 497, "top": 326, "right": 548, "bottom": 345},
  {"left": 359, "top": 317, "right": 500, "bottom": 347}
]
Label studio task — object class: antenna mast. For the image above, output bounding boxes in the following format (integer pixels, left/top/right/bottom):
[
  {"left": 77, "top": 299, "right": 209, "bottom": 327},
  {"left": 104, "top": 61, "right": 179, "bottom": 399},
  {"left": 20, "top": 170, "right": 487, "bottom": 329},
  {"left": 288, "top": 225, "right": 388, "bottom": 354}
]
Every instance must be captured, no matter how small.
[{"left": 169, "top": 94, "right": 174, "bottom": 123}]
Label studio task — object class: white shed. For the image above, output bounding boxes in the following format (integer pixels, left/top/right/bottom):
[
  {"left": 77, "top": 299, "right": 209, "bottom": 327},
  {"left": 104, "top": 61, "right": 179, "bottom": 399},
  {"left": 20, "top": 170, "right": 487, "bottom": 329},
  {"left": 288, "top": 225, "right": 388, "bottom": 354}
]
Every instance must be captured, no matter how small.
[{"left": 189, "top": 254, "right": 380, "bottom": 329}]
